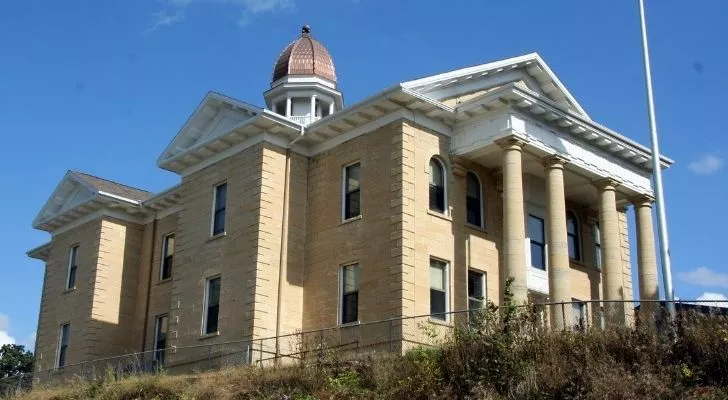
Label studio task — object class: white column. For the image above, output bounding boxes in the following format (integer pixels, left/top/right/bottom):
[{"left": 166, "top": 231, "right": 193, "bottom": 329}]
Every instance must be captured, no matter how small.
[
  {"left": 285, "top": 97, "right": 292, "bottom": 117},
  {"left": 310, "top": 95, "right": 317, "bottom": 122},
  {"left": 329, "top": 102, "right": 335, "bottom": 115}
]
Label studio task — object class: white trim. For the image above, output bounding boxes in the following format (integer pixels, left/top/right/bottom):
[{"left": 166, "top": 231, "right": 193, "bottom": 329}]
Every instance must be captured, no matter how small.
[
  {"left": 210, "top": 182, "right": 227, "bottom": 237},
  {"left": 201, "top": 275, "right": 221, "bottom": 335},
  {"left": 50, "top": 209, "right": 146, "bottom": 237},
  {"left": 65, "top": 245, "right": 78, "bottom": 290},
  {"left": 55, "top": 323, "right": 70, "bottom": 368},
  {"left": 465, "top": 171, "right": 485, "bottom": 229},
  {"left": 180, "top": 133, "right": 293, "bottom": 177},
  {"left": 341, "top": 161, "right": 361, "bottom": 222},
  {"left": 153, "top": 314, "right": 168, "bottom": 360},
  {"left": 97, "top": 191, "right": 141, "bottom": 205},
  {"left": 160, "top": 233, "right": 174, "bottom": 281},
  {"left": 338, "top": 263, "right": 360, "bottom": 326},
  {"left": 467, "top": 268, "right": 487, "bottom": 308},
  {"left": 429, "top": 156, "right": 448, "bottom": 216},
  {"left": 429, "top": 257, "right": 450, "bottom": 321}
]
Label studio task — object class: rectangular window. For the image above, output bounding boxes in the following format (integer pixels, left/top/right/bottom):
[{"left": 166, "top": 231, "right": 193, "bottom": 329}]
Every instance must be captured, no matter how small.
[
  {"left": 160, "top": 234, "right": 174, "bottom": 280},
  {"left": 343, "top": 163, "right": 361, "bottom": 220},
  {"left": 430, "top": 259, "right": 448, "bottom": 320},
  {"left": 66, "top": 245, "right": 78, "bottom": 290},
  {"left": 593, "top": 223, "right": 602, "bottom": 269},
  {"left": 340, "top": 264, "right": 359, "bottom": 324},
  {"left": 572, "top": 299, "right": 586, "bottom": 331},
  {"left": 528, "top": 215, "right": 546, "bottom": 270},
  {"left": 203, "top": 276, "right": 221, "bottom": 335},
  {"left": 57, "top": 323, "right": 70, "bottom": 368},
  {"left": 154, "top": 315, "right": 168, "bottom": 366},
  {"left": 468, "top": 270, "right": 486, "bottom": 311},
  {"left": 211, "top": 183, "right": 227, "bottom": 236}
]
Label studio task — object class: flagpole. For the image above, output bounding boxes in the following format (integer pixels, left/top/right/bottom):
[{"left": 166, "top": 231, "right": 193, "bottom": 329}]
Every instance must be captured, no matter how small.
[{"left": 638, "top": 0, "right": 676, "bottom": 320}]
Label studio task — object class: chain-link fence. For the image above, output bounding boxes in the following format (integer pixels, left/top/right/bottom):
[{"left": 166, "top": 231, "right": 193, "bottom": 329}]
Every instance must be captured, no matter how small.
[{"left": 3, "top": 299, "right": 726, "bottom": 398}]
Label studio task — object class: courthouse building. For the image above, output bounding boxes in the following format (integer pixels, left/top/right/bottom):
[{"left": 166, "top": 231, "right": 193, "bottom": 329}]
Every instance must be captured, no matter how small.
[{"left": 27, "top": 25, "right": 670, "bottom": 372}]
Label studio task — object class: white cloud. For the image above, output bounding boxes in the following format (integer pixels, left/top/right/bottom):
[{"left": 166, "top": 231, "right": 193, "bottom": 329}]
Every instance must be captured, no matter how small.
[
  {"left": 143, "top": 9, "right": 186, "bottom": 34},
  {"left": 678, "top": 266, "right": 728, "bottom": 288},
  {"left": 0, "top": 313, "right": 16, "bottom": 346},
  {"left": 145, "top": 0, "right": 293, "bottom": 33},
  {"left": 688, "top": 154, "right": 723, "bottom": 175},
  {"left": 696, "top": 292, "right": 728, "bottom": 307}
]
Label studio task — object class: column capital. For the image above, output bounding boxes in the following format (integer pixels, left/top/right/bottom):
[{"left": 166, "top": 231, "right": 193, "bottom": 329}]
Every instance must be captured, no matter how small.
[
  {"left": 542, "top": 154, "right": 569, "bottom": 169},
  {"left": 495, "top": 135, "right": 527, "bottom": 151},
  {"left": 451, "top": 156, "right": 468, "bottom": 177},
  {"left": 592, "top": 177, "right": 622, "bottom": 191},
  {"left": 630, "top": 194, "right": 655, "bottom": 207}
]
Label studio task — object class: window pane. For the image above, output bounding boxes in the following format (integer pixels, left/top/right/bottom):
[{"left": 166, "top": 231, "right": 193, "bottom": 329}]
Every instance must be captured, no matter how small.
[
  {"left": 213, "top": 209, "right": 226, "bottom": 235},
  {"left": 466, "top": 196, "right": 481, "bottom": 226},
  {"left": 468, "top": 271, "right": 484, "bottom": 299},
  {"left": 568, "top": 235, "right": 580, "bottom": 260},
  {"left": 342, "top": 264, "right": 359, "bottom": 294},
  {"left": 208, "top": 278, "right": 221, "bottom": 307},
  {"left": 69, "top": 246, "right": 78, "bottom": 266},
  {"left": 206, "top": 305, "right": 219, "bottom": 334},
  {"left": 567, "top": 213, "right": 578, "bottom": 234},
  {"left": 61, "top": 324, "right": 70, "bottom": 345},
  {"left": 215, "top": 183, "right": 227, "bottom": 212},
  {"left": 166, "top": 235, "right": 174, "bottom": 255},
  {"left": 67, "top": 266, "right": 77, "bottom": 289},
  {"left": 429, "top": 185, "right": 445, "bottom": 212},
  {"left": 528, "top": 215, "right": 544, "bottom": 243},
  {"left": 342, "top": 293, "right": 358, "bottom": 324},
  {"left": 345, "top": 190, "right": 360, "bottom": 219},
  {"left": 466, "top": 172, "right": 480, "bottom": 198},
  {"left": 595, "top": 244, "right": 602, "bottom": 268},
  {"left": 429, "top": 159, "right": 443, "bottom": 187},
  {"left": 531, "top": 243, "right": 545, "bottom": 270},
  {"left": 430, "top": 289, "right": 446, "bottom": 318},
  {"left": 346, "top": 164, "right": 360, "bottom": 192},
  {"left": 430, "top": 261, "right": 445, "bottom": 291}
]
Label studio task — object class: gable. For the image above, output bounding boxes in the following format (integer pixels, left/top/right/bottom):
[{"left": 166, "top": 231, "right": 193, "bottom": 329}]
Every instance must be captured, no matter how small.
[
  {"left": 33, "top": 171, "right": 96, "bottom": 227},
  {"left": 158, "top": 92, "right": 261, "bottom": 166},
  {"left": 403, "top": 53, "right": 590, "bottom": 120}
]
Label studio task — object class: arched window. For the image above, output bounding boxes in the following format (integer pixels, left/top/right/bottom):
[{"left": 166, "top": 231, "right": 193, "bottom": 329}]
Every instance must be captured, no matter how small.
[
  {"left": 429, "top": 158, "right": 446, "bottom": 213},
  {"left": 466, "top": 172, "right": 483, "bottom": 227},
  {"left": 566, "top": 211, "right": 581, "bottom": 260},
  {"left": 593, "top": 222, "right": 601, "bottom": 269}
]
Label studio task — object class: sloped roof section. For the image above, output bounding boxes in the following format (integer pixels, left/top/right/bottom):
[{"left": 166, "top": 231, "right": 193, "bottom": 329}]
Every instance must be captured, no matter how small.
[
  {"left": 72, "top": 171, "right": 153, "bottom": 202},
  {"left": 402, "top": 53, "right": 590, "bottom": 120}
]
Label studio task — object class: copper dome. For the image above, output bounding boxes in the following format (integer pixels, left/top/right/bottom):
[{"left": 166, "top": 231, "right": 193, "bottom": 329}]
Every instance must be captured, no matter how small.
[{"left": 272, "top": 25, "right": 336, "bottom": 83}]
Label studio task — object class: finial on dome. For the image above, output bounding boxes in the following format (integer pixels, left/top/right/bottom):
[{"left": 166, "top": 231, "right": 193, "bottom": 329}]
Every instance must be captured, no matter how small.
[{"left": 302, "top": 25, "right": 311, "bottom": 34}]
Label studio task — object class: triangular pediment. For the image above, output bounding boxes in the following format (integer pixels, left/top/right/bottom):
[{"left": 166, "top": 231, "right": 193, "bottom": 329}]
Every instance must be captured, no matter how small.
[
  {"left": 402, "top": 53, "right": 590, "bottom": 119},
  {"left": 158, "top": 92, "right": 262, "bottom": 166},
  {"left": 33, "top": 171, "right": 96, "bottom": 228}
]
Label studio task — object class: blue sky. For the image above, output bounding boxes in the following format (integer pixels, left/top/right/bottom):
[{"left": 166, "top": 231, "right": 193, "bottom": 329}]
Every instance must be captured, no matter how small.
[{"left": 1, "top": 0, "right": 726, "bottom": 348}]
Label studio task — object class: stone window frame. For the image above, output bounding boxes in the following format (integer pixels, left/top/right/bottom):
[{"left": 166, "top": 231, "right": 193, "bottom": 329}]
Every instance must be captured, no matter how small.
[
  {"left": 160, "top": 233, "right": 174, "bottom": 281},
  {"left": 338, "top": 263, "right": 360, "bottom": 326},
  {"left": 566, "top": 210, "right": 582, "bottom": 262},
  {"left": 429, "top": 257, "right": 450, "bottom": 322},
  {"left": 56, "top": 322, "right": 70, "bottom": 369},
  {"left": 65, "top": 244, "right": 79, "bottom": 291},
  {"left": 202, "top": 275, "right": 221, "bottom": 336},
  {"left": 210, "top": 182, "right": 228, "bottom": 237},
  {"left": 154, "top": 314, "right": 168, "bottom": 365},
  {"left": 341, "top": 161, "right": 362, "bottom": 222},
  {"left": 465, "top": 171, "right": 485, "bottom": 228},
  {"left": 428, "top": 157, "right": 448, "bottom": 215}
]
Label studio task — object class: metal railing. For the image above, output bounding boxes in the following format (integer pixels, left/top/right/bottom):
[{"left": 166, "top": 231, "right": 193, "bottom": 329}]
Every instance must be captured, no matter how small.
[
  {"left": 2, "top": 299, "right": 726, "bottom": 397},
  {"left": 288, "top": 115, "right": 321, "bottom": 125}
]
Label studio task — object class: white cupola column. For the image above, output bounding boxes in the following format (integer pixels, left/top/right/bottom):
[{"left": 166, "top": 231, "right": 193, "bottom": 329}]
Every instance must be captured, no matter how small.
[
  {"left": 310, "top": 95, "right": 317, "bottom": 121},
  {"left": 329, "top": 102, "right": 335, "bottom": 115},
  {"left": 285, "top": 97, "right": 292, "bottom": 117}
]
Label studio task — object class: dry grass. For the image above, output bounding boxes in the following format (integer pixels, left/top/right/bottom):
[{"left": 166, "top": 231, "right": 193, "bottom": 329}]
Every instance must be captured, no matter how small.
[{"left": 10, "top": 306, "right": 728, "bottom": 400}]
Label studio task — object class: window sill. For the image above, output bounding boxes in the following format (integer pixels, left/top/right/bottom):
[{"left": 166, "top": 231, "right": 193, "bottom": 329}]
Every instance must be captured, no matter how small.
[
  {"left": 157, "top": 277, "right": 172, "bottom": 285},
  {"left": 62, "top": 287, "right": 76, "bottom": 294},
  {"left": 465, "top": 223, "right": 489, "bottom": 235},
  {"left": 569, "top": 260, "right": 597, "bottom": 271},
  {"left": 199, "top": 332, "right": 219, "bottom": 340},
  {"left": 427, "top": 210, "right": 452, "bottom": 222},
  {"left": 338, "top": 321, "right": 360, "bottom": 328},
  {"left": 341, "top": 215, "right": 362, "bottom": 225},
  {"left": 207, "top": 232, "right": 226, "bottom": 242},
  {"left": 428, "top": 317, "right": 453, "bottom": 327}
]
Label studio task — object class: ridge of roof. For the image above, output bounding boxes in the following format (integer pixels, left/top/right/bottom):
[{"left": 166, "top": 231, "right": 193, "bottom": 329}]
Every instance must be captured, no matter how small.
[{"left": 70, "top": 171, "right": 154, "bottom": 203}]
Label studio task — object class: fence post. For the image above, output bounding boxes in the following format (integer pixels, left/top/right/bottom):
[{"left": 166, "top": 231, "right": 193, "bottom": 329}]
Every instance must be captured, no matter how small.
[{"left": 561, "top": 303, "right": 567, "bottom": 331}]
